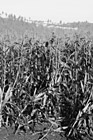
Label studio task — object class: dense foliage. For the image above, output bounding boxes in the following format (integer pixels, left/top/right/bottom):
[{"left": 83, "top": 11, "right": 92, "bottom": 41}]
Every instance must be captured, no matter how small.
[{"left": 0, "top": 33, "right": 93, "bottom": 140}]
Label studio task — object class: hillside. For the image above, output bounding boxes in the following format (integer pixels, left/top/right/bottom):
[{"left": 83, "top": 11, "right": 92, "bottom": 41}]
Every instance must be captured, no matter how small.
[
  {"left": 1, "top": 12, "right": 93, "bottom": 140},
  {"left": 0, "top": 13, "right": 93, "bottom": 41}
]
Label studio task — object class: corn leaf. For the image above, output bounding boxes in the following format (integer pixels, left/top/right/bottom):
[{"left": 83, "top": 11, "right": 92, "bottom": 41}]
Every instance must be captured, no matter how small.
[
  {"left": 3, "top": 86, "right": 13, "bottom": 106},
  {"left": 0, "top": 87, "right": 3, "bottom": 103}
]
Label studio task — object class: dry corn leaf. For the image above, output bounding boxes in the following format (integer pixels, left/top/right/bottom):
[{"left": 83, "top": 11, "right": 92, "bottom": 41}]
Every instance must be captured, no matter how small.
[
  {"left": 43, "top": 94, "right": 47, "bottom": 107},
  {"left": 34, "top": 92, "right": 44, "bottom": 102},
  {"left": 3, "top": 86, "right": 13, "bottom": 106},
  {"left": 0, "top": 87, "right": 3, "bottom": 103},
  {"left": 80, "top": 81, "right": 84, "bottom": 93}
]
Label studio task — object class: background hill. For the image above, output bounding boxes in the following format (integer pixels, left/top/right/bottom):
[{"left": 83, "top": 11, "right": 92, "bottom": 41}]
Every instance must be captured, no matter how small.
[{"left": 0, "top": 13, "right": 93, "bottom": 42}]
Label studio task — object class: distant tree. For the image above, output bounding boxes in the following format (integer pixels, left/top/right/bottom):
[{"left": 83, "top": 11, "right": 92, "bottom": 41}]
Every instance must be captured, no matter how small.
[
  {"left": 13, "top": 14, "right": 17, "bottom": 20},
  {"left": 5, "top": 13, "right": 7, "bottom": 17},
  {"left": 8, "top": 14, "right": 14, "bottom": 20},
  {"left": 59, "top": 20, "right": 62, "bottom": 24},
  {"left": 2, "top": 11, "right": 4, "bottom": 14}
]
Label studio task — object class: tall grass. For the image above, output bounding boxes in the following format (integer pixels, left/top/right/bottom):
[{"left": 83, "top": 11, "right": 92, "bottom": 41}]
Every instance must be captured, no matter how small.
[{"left": 0, "top": 34, "right": 93, "bottom": 140}]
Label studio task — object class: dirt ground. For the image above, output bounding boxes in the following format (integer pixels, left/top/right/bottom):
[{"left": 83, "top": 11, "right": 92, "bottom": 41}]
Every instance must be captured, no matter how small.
[{"left": 0, "top": 127, "right": 66, "bottom": 140}]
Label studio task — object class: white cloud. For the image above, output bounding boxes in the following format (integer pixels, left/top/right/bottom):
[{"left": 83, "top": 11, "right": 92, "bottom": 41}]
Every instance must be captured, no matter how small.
[{"left": 0, "top": 0, "right": 93, "bottom": 23}]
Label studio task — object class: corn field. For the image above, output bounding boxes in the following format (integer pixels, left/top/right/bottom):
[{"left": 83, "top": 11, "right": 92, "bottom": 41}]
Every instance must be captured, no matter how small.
[{"left": 0, "top": 34, "right": 93, "bottom": 140}]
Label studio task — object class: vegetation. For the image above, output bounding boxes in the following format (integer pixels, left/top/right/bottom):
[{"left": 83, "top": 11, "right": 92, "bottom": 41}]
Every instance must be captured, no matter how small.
[
  {"left": 0, "top": 13, "right": 93, "bottom": 41},
  {"left": 0, "top": 15, "right": 93, "bottom": 140}
]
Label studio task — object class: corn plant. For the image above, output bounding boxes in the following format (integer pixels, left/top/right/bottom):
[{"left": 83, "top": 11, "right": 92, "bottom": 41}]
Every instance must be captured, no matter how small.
[
  {"left": 1, "top": 34, "right": 93, "bottom": 140},
  {"left": 58, "top": 36, "right": 93, "bottom": 140}
]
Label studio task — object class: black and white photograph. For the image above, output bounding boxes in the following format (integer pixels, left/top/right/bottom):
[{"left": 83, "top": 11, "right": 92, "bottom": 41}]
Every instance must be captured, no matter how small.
[{"left": 0, "top": 0, "right": 93, "bottom": 139}]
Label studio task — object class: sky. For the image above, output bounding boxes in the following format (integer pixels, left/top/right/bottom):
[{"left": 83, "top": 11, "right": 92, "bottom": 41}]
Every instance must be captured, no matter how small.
[{"left": 0, "top": 0, "right": 93, "bottom": 23}]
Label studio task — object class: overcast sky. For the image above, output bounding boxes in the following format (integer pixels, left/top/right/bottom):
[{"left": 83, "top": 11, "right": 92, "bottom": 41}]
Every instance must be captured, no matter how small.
[{"left": 0, "top": 0, "right": 93, "bottom": 23}]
